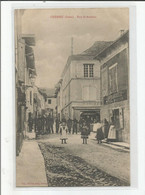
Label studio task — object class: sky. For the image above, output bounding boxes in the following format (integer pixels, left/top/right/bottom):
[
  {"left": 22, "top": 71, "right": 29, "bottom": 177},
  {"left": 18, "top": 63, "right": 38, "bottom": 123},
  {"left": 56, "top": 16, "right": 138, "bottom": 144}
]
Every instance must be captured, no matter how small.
[{"left": 21, "top": 8, "right": 129, "bottom": 89}]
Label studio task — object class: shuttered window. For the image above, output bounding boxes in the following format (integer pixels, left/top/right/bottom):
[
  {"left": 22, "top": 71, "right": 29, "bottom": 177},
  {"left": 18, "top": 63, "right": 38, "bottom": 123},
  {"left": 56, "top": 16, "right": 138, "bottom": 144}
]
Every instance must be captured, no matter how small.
[
  {"left": 84, "top": 64, "right": 94, "bottom": 78},
  {"left": 109, "top": 63, "right": 118, "bottom": 94}
]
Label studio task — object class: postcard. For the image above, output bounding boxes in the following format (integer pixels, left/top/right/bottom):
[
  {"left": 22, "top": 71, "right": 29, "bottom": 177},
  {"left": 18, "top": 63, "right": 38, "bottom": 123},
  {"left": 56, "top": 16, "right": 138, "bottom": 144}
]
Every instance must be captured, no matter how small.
[{"left": 15, "top": 8, "right": 130, "bottom": 187}]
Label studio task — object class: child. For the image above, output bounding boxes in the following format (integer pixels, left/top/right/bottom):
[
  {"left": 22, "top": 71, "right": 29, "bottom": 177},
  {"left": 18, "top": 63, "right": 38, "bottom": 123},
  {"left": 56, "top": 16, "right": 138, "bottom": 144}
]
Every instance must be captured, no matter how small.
[
  {"left": 81, "top": 121, "right": 89, "bottom": 144},
  {"left": 59, "top": 121, "right": 68, "bottom": 144}
]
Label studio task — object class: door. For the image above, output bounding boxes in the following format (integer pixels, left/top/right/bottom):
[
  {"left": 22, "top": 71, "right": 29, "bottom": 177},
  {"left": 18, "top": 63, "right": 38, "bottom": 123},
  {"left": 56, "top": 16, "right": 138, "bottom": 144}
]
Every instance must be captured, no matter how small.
[{"left": 113, "top": 109, "right": 120, "bottom": 140}]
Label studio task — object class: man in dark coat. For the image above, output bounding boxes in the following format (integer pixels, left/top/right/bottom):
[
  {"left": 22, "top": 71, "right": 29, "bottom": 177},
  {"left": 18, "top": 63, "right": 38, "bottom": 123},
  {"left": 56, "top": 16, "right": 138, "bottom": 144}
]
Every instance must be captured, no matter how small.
[
  {"left": 37, "top": 115, "right": 42, "bottom": 135},
  {"left": 28, "top": 115, "right": 33, "bottom": 132},
  {"left": 55, "top": 117, "right": 59, "bottom": 134},
  {"left": 46, "top": 115, "right": 50, "bottom": 134},
  {"left": 41, "top": 115, "right": 46, "bottom": 134},
  {"left": 34, "top": 116, "right": 38, "bottom": 132},
  {"left": 50, "top": 116, "right": 54, "bottom": 134},
  {"left": 96, "top": 121, "right": 104, "bottom": 144},
  {"left": 67, "top": 118, "right": 72, "bottom": 134},
  {"left": 103, "top": 118, "right": 110, "bottom": 139},
  {"left": 86, "top": 116, "right": 91, "bottom": 133},
  {"left": 73, "top": 118, "right": 78, "bottom": 134},
  {"left": 79, "top": 117, "right": 84, "bottom": 133}
]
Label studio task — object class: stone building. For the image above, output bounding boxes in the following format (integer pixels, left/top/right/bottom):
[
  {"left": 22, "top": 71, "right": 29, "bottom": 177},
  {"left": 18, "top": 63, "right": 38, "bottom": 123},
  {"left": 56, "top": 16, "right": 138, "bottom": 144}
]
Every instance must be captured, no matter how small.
[
  {"left": 22, "top": 34, "right": 36, "bottom": 132},
  {"left": 39, "top": 88, "right": 57, "bottom": 118},
  {"left": 60, "top": 41, "right": 112, "bottom": 122},
  {"left": 15, "top": 9, "right": 36, "bottom": 155},
  {"left": 94, "top": 30, "right": 129, "bottom": 143},
  {"left": 33, "top": 87, "right": 46, "bottom": 117},
  {"left": 55, "top": 79, "right": 63, "bottom": 121}
]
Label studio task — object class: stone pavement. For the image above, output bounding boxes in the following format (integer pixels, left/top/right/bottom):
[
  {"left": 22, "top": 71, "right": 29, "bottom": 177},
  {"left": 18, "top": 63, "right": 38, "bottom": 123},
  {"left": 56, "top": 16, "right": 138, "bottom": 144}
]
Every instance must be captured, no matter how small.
[
  {"left": 89, "top": 132, "right": 130, "bottom": 150},
  {"left": 39, "top": 143, "right": 129, "bottom": 187},
  {"left": 39, "top": 133, "right": 130, "bottom": 184},
  {"left": 16, "top": 134, "right": 47, "bottom": 187},
  {"left": 16, "top": 132, "right": 130, "bottom": 187}
]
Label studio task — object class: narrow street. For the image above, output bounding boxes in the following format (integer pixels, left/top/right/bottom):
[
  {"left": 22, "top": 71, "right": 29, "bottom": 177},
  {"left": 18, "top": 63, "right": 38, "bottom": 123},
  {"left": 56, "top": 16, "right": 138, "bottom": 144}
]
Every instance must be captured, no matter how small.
[
  {"left": 14, "top": 9, "right": 130, "bottom": 188},
  {"left": 37, "top": 134, "right": 130, "bottom": 187}
]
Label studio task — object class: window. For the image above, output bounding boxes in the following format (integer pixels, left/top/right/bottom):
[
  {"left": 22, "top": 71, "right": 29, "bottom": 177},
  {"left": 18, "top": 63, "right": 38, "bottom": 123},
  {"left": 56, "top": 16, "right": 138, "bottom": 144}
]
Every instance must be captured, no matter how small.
[
  {"left": 109, "top": 63, "right": 118, "bottom": 94},
  {"left": 48, "top": 99, "right": 51, "bottom": 104},
  {"left": 82, "top": 86, "right": 96, "bottom": 100},
  {"left": 89, "top": 64, "right": 94, "bottom": 77},
  {"left": 84, "top": 64, "right": 94, "bottom": 77},
  {"left": 84, "top": 64, "right": 88, "bottom": 77}
]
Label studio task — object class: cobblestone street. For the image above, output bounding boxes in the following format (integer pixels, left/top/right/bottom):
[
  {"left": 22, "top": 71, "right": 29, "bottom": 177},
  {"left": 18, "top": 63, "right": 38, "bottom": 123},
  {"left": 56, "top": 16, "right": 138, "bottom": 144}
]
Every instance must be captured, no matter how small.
[{"left": 38, "top": 134, "right": 130, "bottom": 187}]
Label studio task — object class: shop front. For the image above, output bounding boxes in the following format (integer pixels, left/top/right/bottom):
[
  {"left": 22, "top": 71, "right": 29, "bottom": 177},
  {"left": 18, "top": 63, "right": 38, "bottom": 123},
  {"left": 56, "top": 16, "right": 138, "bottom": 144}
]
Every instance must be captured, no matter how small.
[{"left": 101, "top": 99, "right": 129, "bottom": 143}]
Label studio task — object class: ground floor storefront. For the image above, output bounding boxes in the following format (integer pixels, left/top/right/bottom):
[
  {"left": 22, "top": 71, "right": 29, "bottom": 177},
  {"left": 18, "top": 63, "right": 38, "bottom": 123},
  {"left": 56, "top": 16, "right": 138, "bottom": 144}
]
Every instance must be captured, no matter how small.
[
  {"left": 61, "top": 101, "right": 101, "bottom": 121},
  {"left": 100, "top": 100, "right": 130, "bottom": 143}
]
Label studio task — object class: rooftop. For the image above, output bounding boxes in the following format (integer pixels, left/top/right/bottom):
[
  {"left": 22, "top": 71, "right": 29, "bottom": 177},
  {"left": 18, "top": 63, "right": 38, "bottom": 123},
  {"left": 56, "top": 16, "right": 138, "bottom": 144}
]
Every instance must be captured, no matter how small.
[
  {"left": 39, "top": 88, "right": 56, "bottom": 98},
  {"left": 70, "top": 41, "right": 113, "bottom": 61},
  {"left": 94, "top": 30, "right": 129, "bottom": 60},
  {"left": 61, "top": 41, "right": 113, "bottom": 77}
]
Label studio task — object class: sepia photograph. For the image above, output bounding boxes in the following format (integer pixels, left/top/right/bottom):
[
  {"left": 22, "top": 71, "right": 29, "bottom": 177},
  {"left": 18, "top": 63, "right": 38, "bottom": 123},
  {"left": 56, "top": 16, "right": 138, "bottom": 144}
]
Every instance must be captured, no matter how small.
[{"left": 15, "top": 8, "right": 130, "bottom": 187}]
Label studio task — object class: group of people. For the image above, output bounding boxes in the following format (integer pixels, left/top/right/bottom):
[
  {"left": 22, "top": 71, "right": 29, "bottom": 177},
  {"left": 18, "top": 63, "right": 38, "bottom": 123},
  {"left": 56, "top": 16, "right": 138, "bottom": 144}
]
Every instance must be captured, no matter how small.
[
  {"left": 93, "top": 117, "right": 116, "bottom": 144},
  {"left": 58, "top": 118, "right": 90, "bottom": 144},
  {"left": 59, "top": 117, "right": 117, "bottom": 145},
  {"left": 28, "top": 113, "right": 116, "bottom": 144},
  {"left": 28, "top": 114, "right": 54, "bottom": 134}
]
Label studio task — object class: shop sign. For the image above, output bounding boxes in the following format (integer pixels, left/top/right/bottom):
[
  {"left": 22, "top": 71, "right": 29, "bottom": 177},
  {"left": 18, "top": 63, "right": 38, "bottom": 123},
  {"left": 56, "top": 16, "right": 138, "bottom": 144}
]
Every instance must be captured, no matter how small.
[{"left": 103, "top": 90, "right": 127, "bottom": 105}]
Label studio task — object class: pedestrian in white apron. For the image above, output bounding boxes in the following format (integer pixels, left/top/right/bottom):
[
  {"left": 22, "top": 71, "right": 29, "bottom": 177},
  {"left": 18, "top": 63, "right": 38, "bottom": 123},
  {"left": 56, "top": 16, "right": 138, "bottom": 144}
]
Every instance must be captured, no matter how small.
[
  {"left": 108, "top": 117, "right": 116, "bottom": 141},
  {"left": 59, "top": 121, "right": 68, "bottom": 144}
]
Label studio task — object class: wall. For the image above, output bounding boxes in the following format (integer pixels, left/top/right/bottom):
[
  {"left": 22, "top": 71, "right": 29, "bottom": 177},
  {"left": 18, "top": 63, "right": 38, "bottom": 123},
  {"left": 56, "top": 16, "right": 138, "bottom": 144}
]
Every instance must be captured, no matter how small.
[
  {"left": 100, "top": 38, "right": 129, "bottom": 143},
  {"left": 61, "top": 59, "right": 100, "bottom": 109},
  {"left": 101, "top": 48, "right": 128, "bottom": 98},
  {"left": 100, "top": 100, "right": 130, "bottom": 143},
  {"left": 45, "top": 97, "right": 56, "bottom": 109}
]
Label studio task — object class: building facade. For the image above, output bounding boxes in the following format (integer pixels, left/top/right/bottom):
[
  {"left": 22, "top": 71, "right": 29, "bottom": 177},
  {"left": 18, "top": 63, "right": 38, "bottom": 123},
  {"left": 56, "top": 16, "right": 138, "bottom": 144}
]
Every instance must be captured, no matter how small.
[
  {"left": 60, "top": 41, "right": 112, "bottom": 122},
  {"left": 55, "top": 79, "right": 63, "bottom": 121},
  {"left": 45, "top": 96, "right": 56, "bottom": 117},
  {"left": 33, "top": 87, "right": 46, "bottom": 117},
  {"left": 15, "top": 10, "right": 36, "bottom": 155},
  {"left": 39, "top": 88, "right": 57, "bottom": 117},
  {"left": 95, "top": 31, "right": 129, "bottom": 143}
]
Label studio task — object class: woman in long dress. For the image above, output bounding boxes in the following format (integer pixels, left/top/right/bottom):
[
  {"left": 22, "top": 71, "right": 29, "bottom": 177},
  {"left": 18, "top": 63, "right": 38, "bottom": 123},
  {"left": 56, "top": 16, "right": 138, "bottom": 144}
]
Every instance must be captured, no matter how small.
[
  {"left": 103, "top": 118, "right": 110, "bottom": 141},
  {"left": 108, "top": 117, "right": 116, "bottom": 141},
  {"left": 96, "top": 121, "right": 104, "bottom": 144}
]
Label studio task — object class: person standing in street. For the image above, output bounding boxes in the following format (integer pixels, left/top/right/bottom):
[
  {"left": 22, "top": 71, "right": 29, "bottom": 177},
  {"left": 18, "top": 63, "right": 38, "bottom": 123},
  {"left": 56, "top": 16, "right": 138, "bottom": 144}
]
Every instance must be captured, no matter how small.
[
  {"left": 73, "top": 118, "right": 78, "bottom": 134},
  {"left": 55, "top": 117, "right": 59, "bottom": 134},
  {"left": 59, "top": 121, "right": 68, "bottom": 144},
  {"left": 103, "top": 118, "right": 110, "bottom": 141},
  {"left": 46, "top": 114, "right": 50, "bottom": 134},
  {"left": 50, "top": 115, "right": 54, "bottom": 134},
  {"left": 108, "top": 117, "right": 116, "bottom": 141},
  {"left": 67, "top": 117, "right": 72, "bottom": 134},
  {"left": 37, "top": 115, "right": 42, "bottom": 135},
  {"left": 96, "top": 121, "right": 104, "bottom": 144},
  {"left": 79, "top": 116, "right": 84, "bottom": 133},
  {"left": 28, "top": 115, "right": 33, "bottom": 132},
  {"left": 81, "top": 121, "right": 89, "bottom": 144},
  {"left": 34, "top": 115, "right": 38, "bottom": 133},
  {"left": 41, "top": 115, "right": 46, "bottom": 134},
  {"left": 86, "top": 115, "right": 91, "bottom": 133}
]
